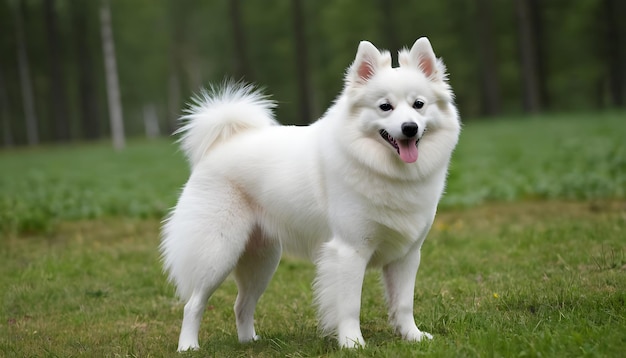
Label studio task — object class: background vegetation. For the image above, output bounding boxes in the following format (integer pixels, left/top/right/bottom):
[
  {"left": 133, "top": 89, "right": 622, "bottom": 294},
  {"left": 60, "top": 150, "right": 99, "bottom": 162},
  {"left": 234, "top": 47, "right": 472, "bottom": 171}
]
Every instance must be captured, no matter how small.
[
  {"left": 1, "top": 0, "right": 625, "bottom": 147},
  {"left": 1, "top": 112, "right": 624, "bottom": 236}
]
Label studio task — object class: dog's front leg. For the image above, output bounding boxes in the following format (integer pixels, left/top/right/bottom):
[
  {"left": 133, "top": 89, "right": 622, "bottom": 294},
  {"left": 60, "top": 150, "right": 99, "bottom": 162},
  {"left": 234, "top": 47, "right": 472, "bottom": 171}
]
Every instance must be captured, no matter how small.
[
  {"left": 382, "top": 245, "right": 433, "bottom": 342},
  {"left": 314, "top": 239, "right": 371, "bottom": 348}
]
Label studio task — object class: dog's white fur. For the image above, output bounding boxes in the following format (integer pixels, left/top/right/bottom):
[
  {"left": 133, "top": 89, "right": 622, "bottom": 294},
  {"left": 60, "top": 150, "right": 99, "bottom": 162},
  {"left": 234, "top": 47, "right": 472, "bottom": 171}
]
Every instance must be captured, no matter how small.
[{"left": 160, "top": 37, "right": 460, "bottom": 351}]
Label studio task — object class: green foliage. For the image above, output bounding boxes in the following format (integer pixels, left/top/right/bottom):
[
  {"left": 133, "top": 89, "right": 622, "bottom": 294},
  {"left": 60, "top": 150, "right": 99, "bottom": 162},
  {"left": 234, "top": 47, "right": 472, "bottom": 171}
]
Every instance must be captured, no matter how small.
[
  {"left": 1, "top": 0, "right": 623, "bottom": 145},
  {"left": 0, "top": 139, "right": 187, "bottom": 234},
  {"left": 443, "top": 111, "right": 626, "bottom": 207},
  {"left": 1, "top": 112, "right": 624, "bottom": 235}
]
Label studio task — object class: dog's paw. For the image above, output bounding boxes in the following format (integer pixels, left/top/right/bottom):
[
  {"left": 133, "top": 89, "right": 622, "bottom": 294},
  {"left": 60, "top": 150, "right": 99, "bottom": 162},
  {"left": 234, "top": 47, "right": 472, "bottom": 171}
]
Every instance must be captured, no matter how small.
[
  {"left": 403, "top": 328, "right": 433, "bottom": 342},
  {"left": 337, "top": 323, "right": 366, "bottom": 349},
  {"left": 338, "top": 334, "right": 366, "bottom": 349},
  {"left": 239, "top": 334, "right": 261, "bottom": 343},
  {"left": 177, "top": 343, "right": 200, "bottom": 352}
]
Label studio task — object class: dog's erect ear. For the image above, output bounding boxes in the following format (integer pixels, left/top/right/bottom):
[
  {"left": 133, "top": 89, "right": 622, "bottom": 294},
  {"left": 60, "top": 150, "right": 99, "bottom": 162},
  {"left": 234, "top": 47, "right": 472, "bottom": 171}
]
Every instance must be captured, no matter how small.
[
  {"left": 350, "top": 41, "right": 381, "bottom": 85},
  {"left": 407, "top": 37, "right": 441, "bottom": 81}
]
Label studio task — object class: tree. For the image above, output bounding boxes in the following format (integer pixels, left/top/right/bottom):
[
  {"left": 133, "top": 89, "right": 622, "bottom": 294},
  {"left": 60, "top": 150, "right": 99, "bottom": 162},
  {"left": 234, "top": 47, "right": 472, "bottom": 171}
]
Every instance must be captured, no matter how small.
[
  {"left": 71, "top": 0, "right": 101, "bottom": 140},
  {"left": 229, "top": 0, "right": 253, "bottom": 80},
  {"left": 514, "top": 0, "right": 542, "bottom": 113},
  {"left": 529, "top": 0, "right": 549, "bottom": 109},
  {"left": 44, "top": 0, "right": 71, "bottom": 142},
  {"left": 14, "top": 0, "right": 39, "bottom": 145},
  {"left": 99, "top": 0, "right": 125, "bottom": 150},
  {"left": 291, "top": 0, "right": 313, "bottom": 124},
  {"left": 602, "top": 0, "right": 624, "bottom": 107},
  {"left": 166, "top": 0, "right": 191, "bottom": 134},
  {"left": 0, "top": 67, "right": 14, "bottom": 147},
  {"left": 475, "top": 0, "right": 502, "bottom": 116},
  {"left": 378, "top": 0, "right": 399, "bottom": 58}
]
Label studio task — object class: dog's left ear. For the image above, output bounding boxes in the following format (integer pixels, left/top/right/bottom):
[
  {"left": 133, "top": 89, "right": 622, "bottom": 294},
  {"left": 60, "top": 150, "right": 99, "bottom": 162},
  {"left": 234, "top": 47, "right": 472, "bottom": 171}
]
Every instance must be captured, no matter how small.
[
  {"left": 404, "top": 37, "right": 444, "bottom": 82},
  {"left": 349, "top": 41, "right": 382, "bottom": 85}
]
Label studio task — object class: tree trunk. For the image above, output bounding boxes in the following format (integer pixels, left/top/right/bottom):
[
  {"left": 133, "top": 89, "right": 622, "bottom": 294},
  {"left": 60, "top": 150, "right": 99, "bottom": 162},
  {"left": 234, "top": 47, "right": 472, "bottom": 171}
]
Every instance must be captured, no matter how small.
[
  {"left": 475, "top": 0, "right": 502, "bottom": 116},
  {"left": 44, "top": 0, "right": 71, "bottom": 142},
  {"left": 291, "top": 0, "right": 313, "bottom": 124},
  {"left": 166, "top": 0, "right": 185, "bottom": 134},
  {"left": 229, "top": 0, "right": 253, "bottom": 80},
  {"left": 14, "top": 0, "right": 39, "bottom": 145},
  {"left": 0, "top": 67, "right": 14, "bottom": 147},
  {"left": 99, "top": 0, "right": 125, "bottom": 150},
  {"left": 72, "top": 0, "right": 101, "bottom": 140},
  {"left": 514, "top": 0, "right": 542, "bottom": 113},
  {"left": 603, "top": 0, "right": 624, "bottom": 107},
  {"left": 379, "top": 0, "right": 399, "bottom": 62},
  {"left": 529, "top": 0, "right": 550, "bottom": 109}
]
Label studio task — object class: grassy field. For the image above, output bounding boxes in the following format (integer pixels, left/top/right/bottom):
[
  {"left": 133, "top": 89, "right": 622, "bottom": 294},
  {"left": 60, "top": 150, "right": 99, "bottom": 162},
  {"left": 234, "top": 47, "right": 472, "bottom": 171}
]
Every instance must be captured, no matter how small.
[{"left": 1, "top": 112, "right": 625, "bottom": 357}]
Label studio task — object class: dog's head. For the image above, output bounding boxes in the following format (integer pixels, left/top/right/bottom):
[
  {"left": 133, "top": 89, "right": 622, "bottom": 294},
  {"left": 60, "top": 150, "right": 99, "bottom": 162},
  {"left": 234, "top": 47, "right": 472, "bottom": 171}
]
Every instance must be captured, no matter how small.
[{"left": 343, "top": 38, "right": 455, "bottom": 164}]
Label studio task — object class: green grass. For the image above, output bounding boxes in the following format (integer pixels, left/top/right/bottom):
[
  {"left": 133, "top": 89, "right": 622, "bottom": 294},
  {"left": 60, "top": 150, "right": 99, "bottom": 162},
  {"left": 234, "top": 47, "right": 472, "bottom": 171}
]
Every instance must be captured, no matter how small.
[
  {"left": 1, "top": 112, "right": 625, "bottom": 356},
  {"left": 0, "top": 139, "right": 187, "bottom": 234},
  {"left": 444, "top": 111, "right": 626, "bottom": 206},
  {"left": 1, "top": 202, "right": 624, "bottom": 357}
]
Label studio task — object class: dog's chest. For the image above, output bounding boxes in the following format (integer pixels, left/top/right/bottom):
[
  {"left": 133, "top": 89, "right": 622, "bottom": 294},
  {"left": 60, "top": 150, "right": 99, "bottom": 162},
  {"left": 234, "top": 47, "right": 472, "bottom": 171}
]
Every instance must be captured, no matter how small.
[
  {"left": 366, "top": 219, "right": 429, "bottom": 267},
  {"left": 359, "top": 179, "right": 440, "bottom": 266}
]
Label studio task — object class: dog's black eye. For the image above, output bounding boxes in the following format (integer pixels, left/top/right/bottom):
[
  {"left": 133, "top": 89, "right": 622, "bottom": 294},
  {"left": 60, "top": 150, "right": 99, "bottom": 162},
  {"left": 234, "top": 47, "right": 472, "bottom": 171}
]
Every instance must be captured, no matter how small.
[
  {"left": 379, "top": 103, "right": 393, "bottom": 112},
  {"left": 413, "top": 100, "right": 425, "bottom": 109}
]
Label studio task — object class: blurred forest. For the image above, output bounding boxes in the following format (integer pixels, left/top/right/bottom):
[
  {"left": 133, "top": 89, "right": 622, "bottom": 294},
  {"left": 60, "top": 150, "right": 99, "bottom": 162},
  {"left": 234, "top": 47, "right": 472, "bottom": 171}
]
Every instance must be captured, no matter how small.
[{"left": 0, "top": 0, "right": 624, "bottom": 147}]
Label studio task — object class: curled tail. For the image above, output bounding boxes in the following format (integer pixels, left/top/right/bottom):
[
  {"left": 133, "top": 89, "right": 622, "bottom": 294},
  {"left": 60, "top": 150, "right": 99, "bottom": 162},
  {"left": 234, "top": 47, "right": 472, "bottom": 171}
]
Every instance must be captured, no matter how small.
[{"left": 176, "top": 81, "right": 277, "bottom": 169}]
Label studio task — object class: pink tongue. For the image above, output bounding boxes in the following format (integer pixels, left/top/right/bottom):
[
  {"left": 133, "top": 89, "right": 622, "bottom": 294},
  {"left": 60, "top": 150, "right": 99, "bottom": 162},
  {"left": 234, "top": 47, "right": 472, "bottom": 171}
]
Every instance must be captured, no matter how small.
[{"left": 398, "top": 139, "right": 419, "bottom": 163}]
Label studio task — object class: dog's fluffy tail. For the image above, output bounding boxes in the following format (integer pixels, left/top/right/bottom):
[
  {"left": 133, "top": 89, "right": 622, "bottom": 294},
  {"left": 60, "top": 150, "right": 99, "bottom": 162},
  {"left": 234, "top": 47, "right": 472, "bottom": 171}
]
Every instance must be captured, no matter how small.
[{"left": 176, "top": 81, "right": 277, "bottom": 169}]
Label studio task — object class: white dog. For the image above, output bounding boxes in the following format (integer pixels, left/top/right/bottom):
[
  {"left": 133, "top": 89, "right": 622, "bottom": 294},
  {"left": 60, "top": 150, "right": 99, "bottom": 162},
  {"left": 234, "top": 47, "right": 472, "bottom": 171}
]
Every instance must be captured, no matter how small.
[{"left": 160, "top": 37, "right": 460, "bottom": 351}]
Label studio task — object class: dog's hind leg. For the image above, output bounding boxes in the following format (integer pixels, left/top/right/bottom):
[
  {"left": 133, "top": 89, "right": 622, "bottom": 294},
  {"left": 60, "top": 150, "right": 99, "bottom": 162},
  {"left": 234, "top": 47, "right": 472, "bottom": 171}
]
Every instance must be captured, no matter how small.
[
  {"left": 233, "top": 227, "right": 281, "bottom": 343},
  {"left": 171, "top": 184, "right": 257, "bottom": 352},
  {"left": 176, "top": 232, "right": 250, "bottom": 352},
  {"left": 178, "top": 288, "right": 212, "bottom": 351}
]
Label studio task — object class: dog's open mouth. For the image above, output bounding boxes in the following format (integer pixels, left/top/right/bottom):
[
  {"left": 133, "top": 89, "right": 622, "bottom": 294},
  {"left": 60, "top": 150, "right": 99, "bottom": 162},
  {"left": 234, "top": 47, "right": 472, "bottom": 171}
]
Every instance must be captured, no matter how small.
[{"left": 379, "top": 129, "right": 420, "bottom": 163}]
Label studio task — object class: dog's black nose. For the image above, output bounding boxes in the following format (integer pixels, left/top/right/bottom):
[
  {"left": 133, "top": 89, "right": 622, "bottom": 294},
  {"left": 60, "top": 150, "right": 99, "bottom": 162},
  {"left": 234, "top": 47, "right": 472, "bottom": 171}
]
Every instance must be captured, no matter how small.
[{"left": 401, "top": 122, "right": 418, "bottom": 137}]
